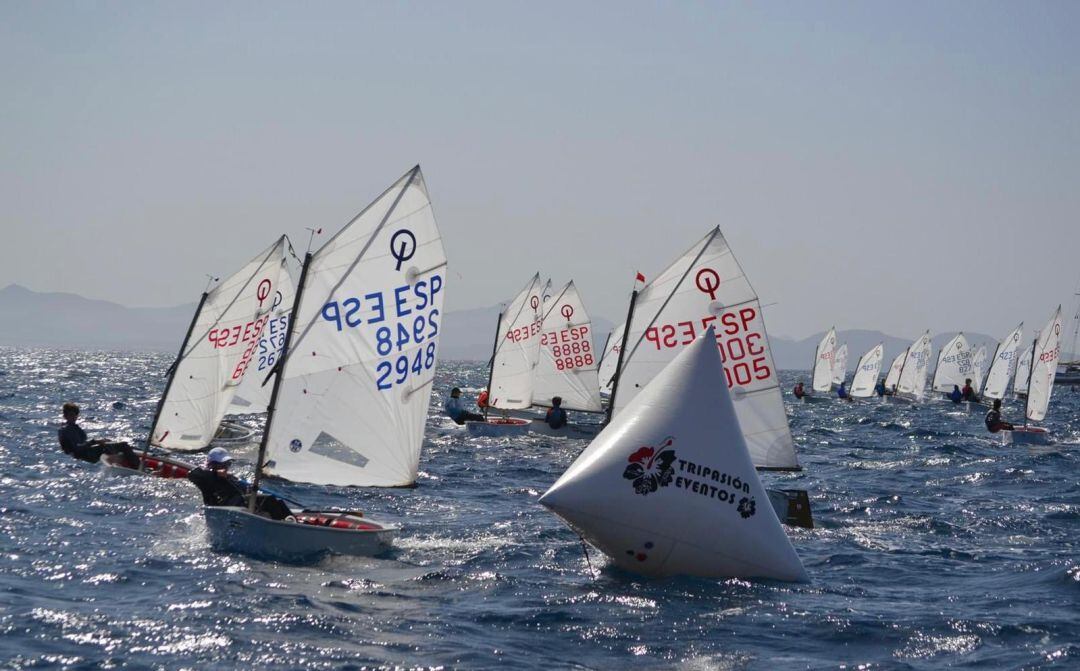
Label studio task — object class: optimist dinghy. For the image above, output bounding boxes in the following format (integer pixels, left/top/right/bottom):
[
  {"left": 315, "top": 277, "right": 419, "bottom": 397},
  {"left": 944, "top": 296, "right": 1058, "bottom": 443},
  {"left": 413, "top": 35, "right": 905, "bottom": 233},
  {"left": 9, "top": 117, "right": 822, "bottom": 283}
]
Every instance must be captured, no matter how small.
[
  {"left": 849, "top": 343, "right": 884, "bottom": 399},
  {"left": 931, "top": 332, "right": 976, "bottom": 400},
  {"left": 891, "top": 331, "right": 932, "bottom": 403},
  {"left": 540, "top": 328, "right": 808, "bottom": 582},
  {"left": 802, "top": 327, "right": 838, "bottom": 403},
  {"left": 203, "top": 165, "right": 446, "bottom": 559},
  {"left": 1008, "top": 307, "right": 1063, "bottom": 446},
  {"left": 981, "top": 323, "right": 1023, "bottom": 404}
]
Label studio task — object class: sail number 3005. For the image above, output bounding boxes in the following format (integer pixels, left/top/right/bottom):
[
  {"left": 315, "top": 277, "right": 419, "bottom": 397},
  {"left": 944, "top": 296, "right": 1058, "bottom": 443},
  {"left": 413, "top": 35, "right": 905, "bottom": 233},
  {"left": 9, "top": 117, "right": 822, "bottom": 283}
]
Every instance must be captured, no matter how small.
[{"left": 643, "top": 308, "right": 773, "bottom": 386}]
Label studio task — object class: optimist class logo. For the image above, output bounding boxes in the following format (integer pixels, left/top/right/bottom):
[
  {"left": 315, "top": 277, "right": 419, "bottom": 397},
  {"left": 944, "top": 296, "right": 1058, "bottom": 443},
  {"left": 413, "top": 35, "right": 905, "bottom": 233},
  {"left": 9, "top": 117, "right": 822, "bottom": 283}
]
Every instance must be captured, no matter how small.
[
  {"left": 623, "top": 438, "right": 677, "bottom": 495},
  {"left": 560, "top": 304, "right": 574, "bottom": 321},
  {"left": 257, "top": 279, "right": 272, "bottom": 307},
  {"left": 694, "top": 268, "right": 721, "bottom": 300},
  {"left": 390, "top": 229, "right": 417, "bottom": 271}
]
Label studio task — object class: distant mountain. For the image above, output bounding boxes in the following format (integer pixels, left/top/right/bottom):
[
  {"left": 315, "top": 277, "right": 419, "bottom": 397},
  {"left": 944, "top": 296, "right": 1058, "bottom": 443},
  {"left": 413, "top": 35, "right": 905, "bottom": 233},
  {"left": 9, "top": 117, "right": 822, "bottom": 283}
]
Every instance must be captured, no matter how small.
[
  {"left": 0, "top": 284, "right": 614, "bottom": 359},
  {"left": 773, "top": 329, "right": 1002, "bottom": 373}
]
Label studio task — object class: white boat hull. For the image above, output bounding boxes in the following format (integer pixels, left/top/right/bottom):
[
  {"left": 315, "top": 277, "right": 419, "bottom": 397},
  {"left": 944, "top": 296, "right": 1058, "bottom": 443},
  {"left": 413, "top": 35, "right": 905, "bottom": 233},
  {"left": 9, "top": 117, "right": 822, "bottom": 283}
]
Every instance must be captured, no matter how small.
[
  {"left": 527, "top": 419, "right": 602, "bottom": 439},
  {"left": 203, "top": 506, "right": 396, "bottom": 561},
  {"left": 465, "top": 418, "right": 531, "bottom": 437},
  {"left": 1004, "top": 427, "right": 1051, "bottom": 446}
]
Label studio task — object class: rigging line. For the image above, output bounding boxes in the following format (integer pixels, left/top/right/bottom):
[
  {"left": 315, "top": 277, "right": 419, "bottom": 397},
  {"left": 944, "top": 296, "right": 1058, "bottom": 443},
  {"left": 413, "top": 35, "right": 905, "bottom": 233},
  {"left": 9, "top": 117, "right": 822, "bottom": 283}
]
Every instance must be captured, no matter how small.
[{"left": 578, "top": 535, "right": 596, "bottom": 579}]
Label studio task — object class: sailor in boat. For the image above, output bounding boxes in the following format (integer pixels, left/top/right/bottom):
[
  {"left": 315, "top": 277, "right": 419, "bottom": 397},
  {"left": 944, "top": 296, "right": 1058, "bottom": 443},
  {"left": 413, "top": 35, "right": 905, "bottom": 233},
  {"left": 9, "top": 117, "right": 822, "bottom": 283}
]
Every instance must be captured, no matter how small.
[
  {"left": 545, "top": 396, "right": 568, "bottom": 429},
  {"left": 874, "top": 379, "right": 890, "bottom": 397},
  {"left": 444, "top": 387, "right": 485, "bottom": 425},
  {"left": 57, "top": 402, "right": 139, "bottom": 468},
  {"left": 984, "top": 399, "right": 1015, "bottom": 434},
  {"left": 792, "top": 381, "right": 806, "bottom": 400},
  {"left": 836, "top": 381, "right": 853, "bottom": 401},
  {"left": 187, "top": 447, "right": 291, "bottom": 520},
  {"left": 961, "top": 378, "right": 980, "bottom": 403},
  {"left": 948, "top": 385, "right": 963, "bottom": 403}
]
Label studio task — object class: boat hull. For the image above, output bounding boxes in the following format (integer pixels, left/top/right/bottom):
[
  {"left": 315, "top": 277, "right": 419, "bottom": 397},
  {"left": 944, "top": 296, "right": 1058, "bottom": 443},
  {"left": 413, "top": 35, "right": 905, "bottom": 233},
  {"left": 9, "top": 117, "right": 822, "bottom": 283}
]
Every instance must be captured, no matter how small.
[
  {"left": 465, "top": 418, "right": 530, "bottom": 437},
  {"left": 203, "top": 506, "right": 396, "bottom": 561},
  {"left": 527, "top": 419, "right": 602, "bottom": 439},
  {"left": 1004, "top": 427, "right": 1051, "bottom": 446},
  {"left": 102, "top": 452, "right": 195, "bottom": 479}
]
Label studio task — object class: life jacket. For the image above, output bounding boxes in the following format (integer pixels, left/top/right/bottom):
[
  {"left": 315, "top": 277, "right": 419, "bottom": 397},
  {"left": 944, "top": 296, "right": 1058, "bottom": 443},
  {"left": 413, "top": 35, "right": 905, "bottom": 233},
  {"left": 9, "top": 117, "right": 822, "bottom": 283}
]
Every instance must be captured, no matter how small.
[{"left": 477, "top": 390, "right": 489, "bottom": 409}]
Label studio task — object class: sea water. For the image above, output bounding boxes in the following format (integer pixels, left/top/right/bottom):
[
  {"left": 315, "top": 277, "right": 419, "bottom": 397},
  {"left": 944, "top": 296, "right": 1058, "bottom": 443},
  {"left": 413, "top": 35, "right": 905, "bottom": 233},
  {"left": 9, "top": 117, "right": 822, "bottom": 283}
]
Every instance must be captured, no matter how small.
[{"left": 0, "top": 347, "right": 1077, "bottom": 669}]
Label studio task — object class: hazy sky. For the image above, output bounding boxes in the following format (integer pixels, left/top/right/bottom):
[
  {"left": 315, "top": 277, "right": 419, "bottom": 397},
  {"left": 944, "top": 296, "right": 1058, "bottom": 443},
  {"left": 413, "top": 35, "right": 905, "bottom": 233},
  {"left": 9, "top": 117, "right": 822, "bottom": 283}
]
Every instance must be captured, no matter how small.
[{"left": 2, "top": 1, "right": 1078, "bottom": 342}]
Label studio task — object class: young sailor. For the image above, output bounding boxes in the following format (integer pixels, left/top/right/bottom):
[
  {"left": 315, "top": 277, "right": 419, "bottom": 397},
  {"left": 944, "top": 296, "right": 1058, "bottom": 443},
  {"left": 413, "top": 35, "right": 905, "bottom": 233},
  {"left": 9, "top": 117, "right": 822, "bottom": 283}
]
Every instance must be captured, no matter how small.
[
  {"left": 545, "top": 396, "right": 568, "bottom": 429},
  {"left": 444, "top": 387, "right": 485, "bottom": 425},
  {"left": 57, "top": 402, "right": 139, "bottom": 467},
  {"left": 961, "top": 378, "right": 979, "bottom": 403},
  {"left": 837, "top": 381, "right": 852, "bottom": 401},
  {"left": 984, "top": 399, "right": 1015, "bottom": 433},
  {"left": 948, "top": 385, "right": 963, "bottom": 403},
  {"left": 874, "top": 379, "right": 889, "bottom": 397},
  {"left": 793, "top": 381, "right": 806, "bottom": 399},
  {"left": 187, "top": 448, "right": 291, "bottom": 520}
]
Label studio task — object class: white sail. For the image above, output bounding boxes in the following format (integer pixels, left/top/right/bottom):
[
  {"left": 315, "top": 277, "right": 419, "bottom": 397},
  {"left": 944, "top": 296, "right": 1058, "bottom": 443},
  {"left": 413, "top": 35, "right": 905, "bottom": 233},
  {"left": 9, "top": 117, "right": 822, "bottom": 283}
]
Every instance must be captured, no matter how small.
[
  {"left": 1014, "top": 339, "right": 1033, "bottom": 396},
  {"left": 884, "top": 349, "right": 906, "bottom": 390},
  {"left": 229, "top": 261, "right": 296, "bottom": 413},
  {"left": 487, "top": 274, "right": 543, "bottom": 410},
  {"left": 971, "top": 346, "right": 987, "bottom": 392},
  {"left": 598, "top": 322, "right": 624, "bottom": 395},
  {"left": 539, "top": 328, "right": 807, "bottom": 581},
  {"left": 897, "top": 332, "right": 932, "bottom": 400},
  {"left": 931, "top": 333, "right": 974, "bottom": 394},
  {"left": 152, "top": 237, "right": 287, "bottom": 452},
  {"left": 611, "top": 227, "right": 798, "bottom": 470},
  {"left": 983, "top": 323, "right": 1023, "bottom": 400},
  {"left": 850, "top": 343, "right": 884, "bottom": 398},
  {"left": 1026, "top": 306, "right": 1063, "bottom": 422},
  {"left": 263, "top": 166, "right": 447, "bottom": 487},
  {"left": 811, "top": 328, "right": 837, "bottom": 393},
  {"left": 532, "top": 281, "right": 603, "bottom": 412},
  {"left": 831, "top": 343, "right": 848, "bottom": 386}
]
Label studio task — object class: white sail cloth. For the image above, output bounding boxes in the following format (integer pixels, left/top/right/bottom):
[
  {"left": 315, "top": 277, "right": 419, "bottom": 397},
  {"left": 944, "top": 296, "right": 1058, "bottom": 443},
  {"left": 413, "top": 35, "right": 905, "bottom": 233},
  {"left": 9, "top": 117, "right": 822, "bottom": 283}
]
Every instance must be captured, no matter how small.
[
  {"left": 540, "top": 327, "right": 807, "bottom": 581},
  {"left": 487, "top": 274, "right": 543, "bottom": 410},
  {"left": 850, "top": 344, "right": 884, "bottom": 398},
  {"left": 611, "top": 227, "right": 799, "bottom": 470},
  {"left": 153, "top": 237, "right": 287, "bottom": 452},
  {"left": 971, "top": 346, "right": 987, "bottom": 392},
  {"left": 263, "top": 166, "right": 447, "bottom": 487},
  {"left": 884, "top": 350, "right": 906, "bottom": 390},
  {"left": 532, "top": 281, "right": 603, "bottom": 412},
  {"left": 1026, "top": 306, "right": 1063, "bottom": 422},
  {"left": 983, "top": 323, "right": 1023, "bottom": 400},
  {"left": 1014, "top": 341, "right": 1032, "bottom": 396},
  {"left": 229, "top": 261, "right": 296, "bottom": 413},
  {"left": 812, "top": 328, "right": 837, "bottom": 393},
  {"left": 897, "top": 332, "right": 932, "bottom": 400},
  {"left": 831, "top": 343, "right": 848, "bottom": 386},
  {"left": 931, "top": 333, "right": 975, "bottom": 393}
]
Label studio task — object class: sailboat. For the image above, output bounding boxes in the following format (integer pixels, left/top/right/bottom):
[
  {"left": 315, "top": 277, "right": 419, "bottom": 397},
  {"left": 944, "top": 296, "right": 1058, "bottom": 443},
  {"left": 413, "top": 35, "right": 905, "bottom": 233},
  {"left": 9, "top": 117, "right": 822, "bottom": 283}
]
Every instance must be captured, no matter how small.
[
  {"left": 466, "top": 274, "right": 543, "bottom": 437},
  {"left": 105, "top": 238, "right": 289, "bottom": 477},
  {"left": 931, "top": 332, "right": 975, "bottom": 399},
  {"left": 893, "top": 331, "right": 932, "bottom": 403},
  {"left": 202, "top": 165, "right": 446, "bottom": 560},
  {"left": 1055, "top": 279, "right": 1080, "bottom": 384},
  {"left": 539, "top": 328, "right": 808, "bottom": 581},
  {"left": 971, "top": 345, "right": 987, "bottom": 394},
  {"left": 849, "top": 343, "right": 884, "bottom": 399},
  {"left": 1009, "top": 306, "right": 1063, "bottom": 446},
  {"left": 597, "top": 321, "right": 624, "bottom": 401},
  {"left": 804, "top": 327, "right": 837, "bottom": 402},
  {"left": 603, "top": 227, "right": 812, "bottom": 529},
  {"left": 1014, "top": 339, "right": 1032, "bottom": 400},
  {"left": 527, "top": 280, "right": 606, "bottom": 437},
  {"left": 883, "top": 348, "right": 906, "bottom": 396},
  {"left": 980, "top": 323, "right": 1023, "bottom": 403},
  {"left": 831, "top": 342, "right": 849, "bottom": 387}
]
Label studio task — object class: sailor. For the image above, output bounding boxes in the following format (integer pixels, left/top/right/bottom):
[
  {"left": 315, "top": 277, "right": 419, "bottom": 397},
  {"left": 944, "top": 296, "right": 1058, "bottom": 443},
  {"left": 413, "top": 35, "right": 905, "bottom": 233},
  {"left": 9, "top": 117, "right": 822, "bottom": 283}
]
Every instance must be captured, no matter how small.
[
  {"left": 477, "top": 389, "right": 490, "bottom": 410},
  {"left": 984, "top": 399, "right": 1015, "bottom": 433},
  {"left": 57, "top": 402, "right": 140, "bottom": 467},
  {"left": 836, "top": 381, "right": 852, "bottom": 401},
  {"left": 961, "top": 378, "right": 979, "bottom": 403},
  {"left": 948, "top": 385, "right": 963, "bottom": 403},
  {"left": 792, "top": 381, "right": 806, "bottom": 399},
  {"left": 874, "top": 379, "right": 888, "bottom": 397},
  {"left": 546, "top": 396, "right": 568, "bottom": 429},
  {"left": 187, "top": 447, "right": 291, "bottom": 520},
  {"left": 444, "top": 387, "right": 485, "bottom": 425}
]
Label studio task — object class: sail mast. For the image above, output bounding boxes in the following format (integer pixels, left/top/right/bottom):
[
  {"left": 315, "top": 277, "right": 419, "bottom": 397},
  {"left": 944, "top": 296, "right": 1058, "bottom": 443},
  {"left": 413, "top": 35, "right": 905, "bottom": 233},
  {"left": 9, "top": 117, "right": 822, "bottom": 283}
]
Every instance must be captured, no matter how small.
[
  {"left": 1023, "top": 336, "right": 1038, "bottom": 427},
  {"left": 249, "top": 252, "right": 313, "bottom": 508},
  {"left": 144, "top": 291, "right": 209, "bottom": 462},
  {"left": 605, "top": 289, "right": 638, "bottom": 424},
  {"left": 482, "top": 311, "right": 503, "bottom": 420}
]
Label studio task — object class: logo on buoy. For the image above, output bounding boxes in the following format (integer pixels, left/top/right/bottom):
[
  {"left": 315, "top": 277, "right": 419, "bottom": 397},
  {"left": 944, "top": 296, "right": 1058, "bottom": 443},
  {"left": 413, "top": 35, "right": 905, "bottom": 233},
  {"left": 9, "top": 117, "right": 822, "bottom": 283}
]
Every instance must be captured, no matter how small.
[
  {"left": 289, "top": 439, "right": 303, "bottom": 453},
  {"left": 623, "top": 438, "right": 677, "bottom": 496}
]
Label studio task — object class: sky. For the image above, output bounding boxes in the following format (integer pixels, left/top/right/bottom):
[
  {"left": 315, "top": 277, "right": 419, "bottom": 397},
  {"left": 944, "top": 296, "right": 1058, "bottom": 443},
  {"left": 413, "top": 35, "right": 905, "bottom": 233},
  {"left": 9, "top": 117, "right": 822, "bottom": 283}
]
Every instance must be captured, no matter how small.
[{"left": 2, "top": 1, "right": 1079, "bottom": 342}]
